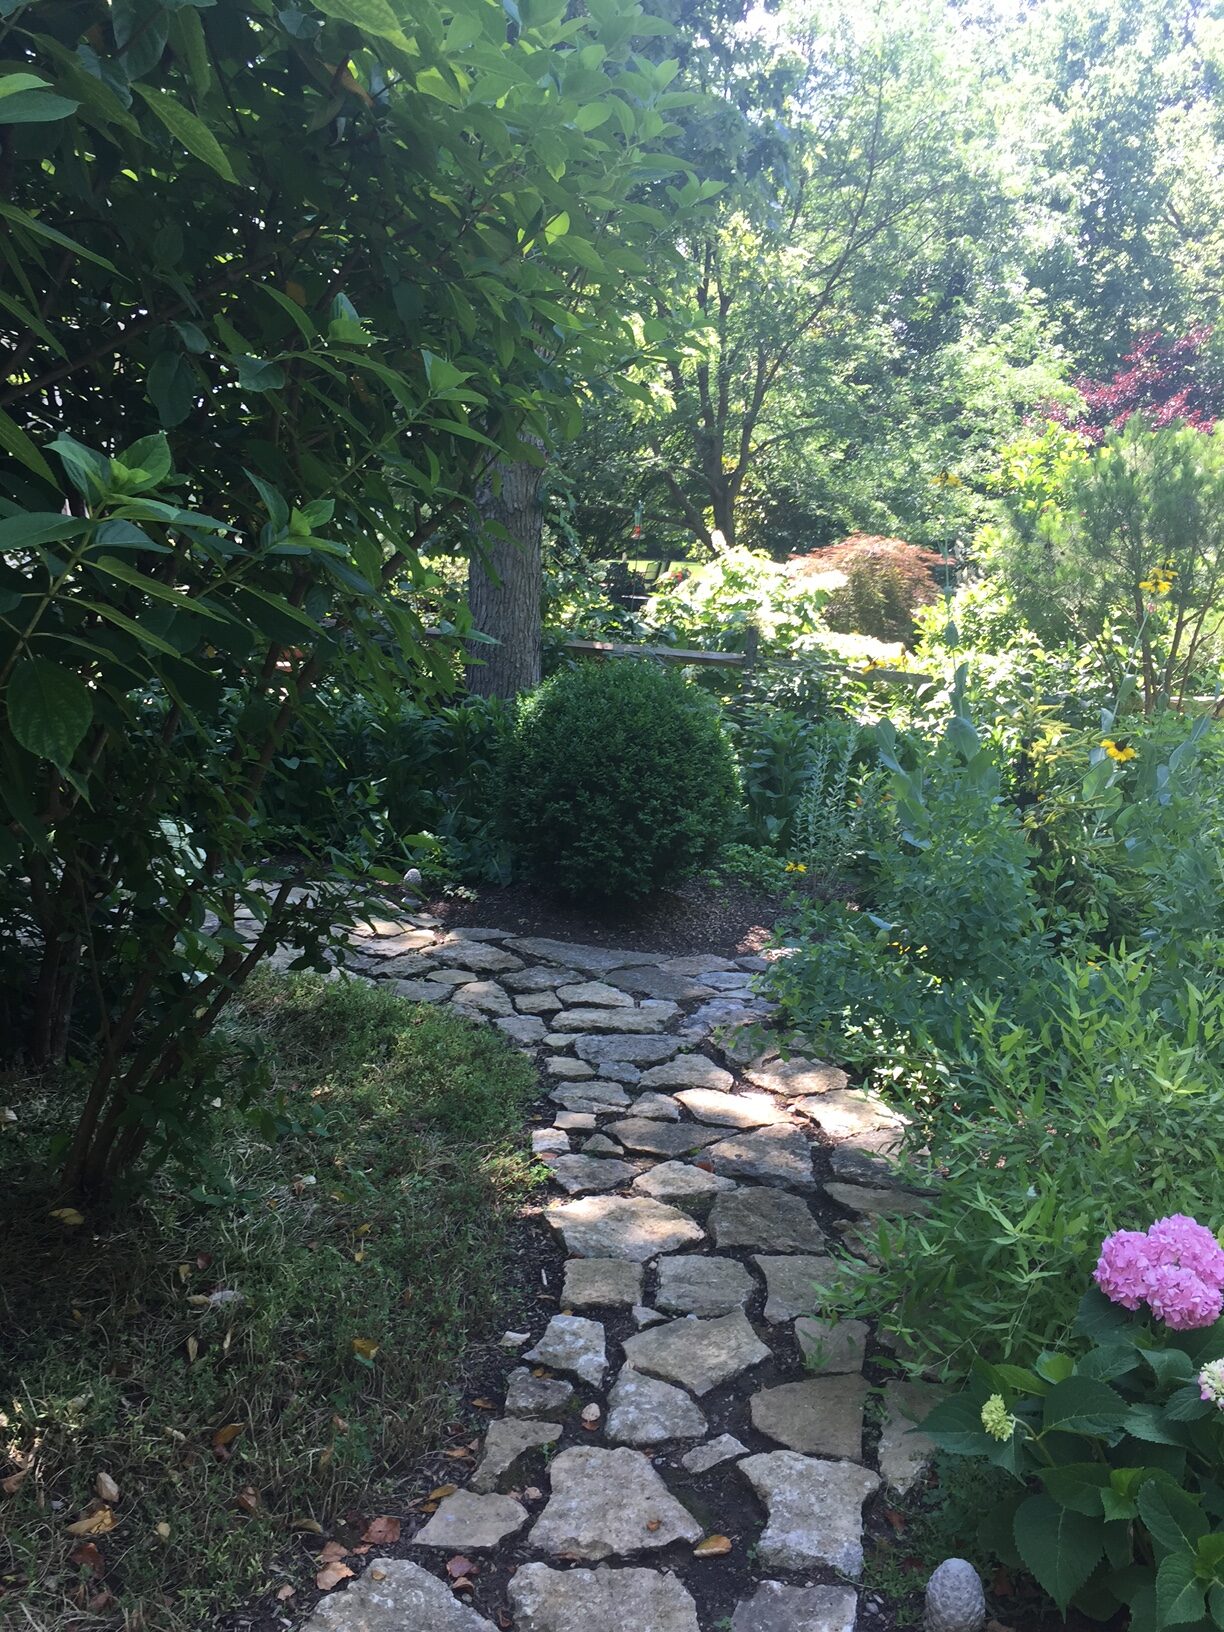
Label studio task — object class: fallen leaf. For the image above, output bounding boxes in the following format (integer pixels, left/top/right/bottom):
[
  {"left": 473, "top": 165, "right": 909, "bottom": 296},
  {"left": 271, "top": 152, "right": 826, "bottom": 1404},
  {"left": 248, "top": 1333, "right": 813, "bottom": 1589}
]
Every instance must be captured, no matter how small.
[
  {"left": 441, "top": 1447, "right": 472, "bottom": 1460},
  {"left": 212, "top": 1423, "right": 242, "bottom": 1456},
  {"left": 318, "top": 1446, "right": 333, "bottom": 1472},
  {"left": 155, "top": 1521, "right": 171, "bottom": 1540},
  {"left": 66, "top": 1506, "right": 116, "bottom": 1537},
  {"left": 50, "top": 1207, "right": 85, "bottom": 1226},
  {"left": 2, "top": 1470, "right": 28, "bottom": 1496},
  {"left": 70, "top": 1542, "right": 106, "bottom": 1576},
  {"left": 86, "top": 1589, "right": 114, "bottom": 1613},
  {"left": 317, "top": 1540, "right": 349, "bottom": 1564},
  {"left": 446, "top": 1555, "right": 475, "bottom": 1579},
  {"left": 369, "top": 1568, "right": 387, "bottom": 1583},
  {"left": 315, "top": 1561, "right": 353, "bottom": 1592},
  {"left": 361, "top": 1516, "right": 400, "bottom": 1545},
  {"left": 177, "top": 1263, "right": 191, "bottom": 1283},
  {"left": 472, "top": 1398, "right": 497, "bottom": 1410},
  {"left": 693, "top": 1534, "right": 733, "bottom": 1557},
  {"left": 645, "top": 1518, "right": 662, "bottom": 1533},
  {"left": 94, "top": 1471, "right": 120, "bottom": 1504},
  {"left": 350, "top": 1337, "right": 379, "bottom": 1360},
  {"left": 332, "top": 1415, "right": 349, "bottom": 1434},
  {"left": 276, "top": 1585, "right": 296, "bottom": 1602},
  {"left": 450, "top": 1577, "right": 475, "bottom": 1593},
  {"left": 882, "top": 1505, "right": 906, "bottom": 1534},
  {"left": 428, "top": 1485, "right": 458, "bottom": 1502},
  {"left": 196, "top": 1252, "right": 213, "bottom": 1270},
  {"left": 186, "top": 1336, "right": 199, "bottom": 1364},
  {"left": 235, "top": 1486, "right": 260, "bottom": 1515},
  {"left": 289, "top": 1516, "right": 324, "bottom": 1534}
]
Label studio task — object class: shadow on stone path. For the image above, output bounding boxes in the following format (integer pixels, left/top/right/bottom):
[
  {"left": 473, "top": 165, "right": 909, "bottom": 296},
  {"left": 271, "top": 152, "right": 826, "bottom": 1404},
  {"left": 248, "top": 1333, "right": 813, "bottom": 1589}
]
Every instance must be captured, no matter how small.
[{"left": 276, "top": 916, "right": 943, "bottom": 1632}]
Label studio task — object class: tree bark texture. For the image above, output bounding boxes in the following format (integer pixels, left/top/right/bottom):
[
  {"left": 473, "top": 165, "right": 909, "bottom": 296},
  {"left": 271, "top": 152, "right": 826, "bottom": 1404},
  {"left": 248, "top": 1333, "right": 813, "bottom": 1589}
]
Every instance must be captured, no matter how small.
[{"left": 466, "top": 456, "right": 544, "bottom": 699}]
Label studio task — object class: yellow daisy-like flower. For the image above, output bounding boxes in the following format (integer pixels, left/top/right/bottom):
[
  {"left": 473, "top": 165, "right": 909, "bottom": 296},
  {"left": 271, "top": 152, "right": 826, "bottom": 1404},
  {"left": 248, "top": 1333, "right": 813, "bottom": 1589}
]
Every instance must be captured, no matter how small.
[
  {"left": 1101, "top": 738, "right": 1138, "bottom": 763},
  {"left": 784, "top": 861, "right": 807, "bottom": 874}
]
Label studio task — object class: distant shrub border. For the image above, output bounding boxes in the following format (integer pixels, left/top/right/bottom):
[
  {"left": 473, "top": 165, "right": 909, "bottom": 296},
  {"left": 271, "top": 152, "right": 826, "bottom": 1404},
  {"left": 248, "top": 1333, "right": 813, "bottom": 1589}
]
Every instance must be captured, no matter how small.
[
  {"left": 790, "top": 534, "right": 947, "bottom": 643},
  {"left": 507, "top": 659, "right": 738, "bottom": 906}
]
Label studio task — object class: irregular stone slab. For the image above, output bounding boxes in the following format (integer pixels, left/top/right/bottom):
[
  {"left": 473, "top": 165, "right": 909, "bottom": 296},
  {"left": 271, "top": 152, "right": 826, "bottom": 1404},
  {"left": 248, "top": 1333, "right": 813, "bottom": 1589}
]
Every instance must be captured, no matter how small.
[
  {"left": 504, "top": 966, "right": 581, "bottom": 992},
  {"left": 633, "top": 1303, "right": 667, "bottom": 1327},
  {"left": 606, "top": 1366, "right": 707, "bottom": 1444},
  {"left": 702, "top": 971, "right": 756, "bottom": 993},
  {"left": 532, "top": 1127, "right": 570, "bottom": 1156},
  {"left": 523, "top": 1314, "right": 607, "bottom": 1385},
  {"left": 627, "top": 1091, "right": 682, "bottom": 1121},
  {"left": 550, "top": 1082, "right": 630, "bottom": 1112},
  {"left": 471, "top": 1417, "right": 561, "bottom": 1492},
  {"left": 553, "top": 1006, "right": 673, "bottom": 1034},
  {"left": 606, "top": 1119, "right": 723, "bottom": 1158},
  {"left": 517, "top": 990, "right": 563, "bottom": 1015},
  {"left": 597, "top": 1060, "right": 642, "bottom": 1083},
  {"left": 730, "top": 1581, "right": 858, "bottom": 1632},
  {"left": 509, "top": 1562, "right": 699, "bottom": 1632},
  {"left": 639, "top": 1055, "right": 733, "bottom": 1092},
  {"left": 605, "top": 966, "right": 716, "bottom": 1003},
  {"left": 562, "top": 1257, "right": 642, "bottom": 1309},
  {"left": 878, "top": 1380, "right": 944, "bottom": 1494},
  {"left": 506, "top": 1367, "right": 574, "bottom": 1420},
  {"left": 675, "top": 1088, "right": 785, "bottom": 1129},
  {"left": 709, "top": 1188, "right": 825, "bottom": 1253},
  {"left": 414, "top": 1488, "right": 528, "bottom": 1551},
  {"left": 829, "top": 1145, "right": 904, "bottom": 1185},
  {"left": 555, "top": 1110, "right": 597, "bottom": 1131},
  {"left": 754, "top": 1255, "right": 838, "bottom": 1322},
  {"left": 632, "top": 1161, "right": 736, "bottom": 1207},
  {"left": 433, "top": 942, "right": 524, "bottom": 974},
  {"left": 747, "top": 1057, "right": 849, "bottom": 1098},
  {"left": 662, "top": 954, "right": 736, "bottom": 976},
  {"left": 656, "top": 1255, "right": 755, "bottom": 1317},
  {"left": 426, "top": 967, "right": 478, "bottom": 986},
  {"left": 792, "top": 1087, "right": 906, "bottom": 1150},
  {"left": 384, "top": 977, "right": 450, "bottom": 1003},
  {"left": 580, "top": 1133, "right": 623, "bottom": 1156},
  {"left": 529, "top": 1446, "right": 702, "bottom": 1560},
  {"left": 547, "top": 1154, "right": 638, "bottom": 1195},
  {"left": 547, "top": 1058, "right": 596, "bottom": 1081},
  {"left": 738, "top": 1452, "right": 880, "bottom": 1575},
  {"left": 795, "top": 1317, "right": 869, "bottom": 1375},
  {"left": 302, "top": 1557, "right": 493, "bottom": 1632},
  {"left": 574, "top": 1034, "right": 682, "bottom": 1066},
  {"left": 547, "top": 1195, "right": 704, "bottom": 1262},
  {"left": 681, "top": 1432, "right": 748, "bottom": 1473},
  {"left": 437, "top": 927, "right": 514, "bottom": 942},
  {"left": 706, "top": 1124, "right": 815, "bottom": 1188},
  {"left": 450, "top": 979, "right": 514, "bottom": 1017},
  {"left": 824, "top": 1182, "right": 931, "bottom": 1218},
  {"left": 749, "top": 1375, "right": 867, "bottom": 1458},
  {"left": 681, "top": 997, "right": 773, "bottom": 1040},
  {"left": 622, "top": 1310, "right": 771, "bottom": 1396},
  {"left": 505, "top": 938, "right": 657, "bottom": 975},
  {"left": 350, "top": 924, "right": 435, "bottom": 951},
  {"left": 556, "top": 980, "right": 636, "bottom": 1008}
]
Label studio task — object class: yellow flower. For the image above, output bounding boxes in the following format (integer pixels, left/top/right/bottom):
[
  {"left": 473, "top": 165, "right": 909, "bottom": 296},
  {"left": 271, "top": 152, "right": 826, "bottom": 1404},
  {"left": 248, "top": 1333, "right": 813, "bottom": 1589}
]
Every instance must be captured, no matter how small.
[
  {"left": 1101, "top": 739, "right": 1137, "bottom": 763},
  {"left": 784, "top": 861, "right": 807, "bottom": 874},
  {"left": 981, "top": 1394, "right": 1016, "bottom": 1442}
]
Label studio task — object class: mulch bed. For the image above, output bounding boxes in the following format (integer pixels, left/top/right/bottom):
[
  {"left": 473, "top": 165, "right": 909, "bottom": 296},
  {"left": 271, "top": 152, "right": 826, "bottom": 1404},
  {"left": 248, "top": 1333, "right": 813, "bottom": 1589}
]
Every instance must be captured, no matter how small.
[{"left": 422, "top": 877, "right": 787, "bottom": 960}]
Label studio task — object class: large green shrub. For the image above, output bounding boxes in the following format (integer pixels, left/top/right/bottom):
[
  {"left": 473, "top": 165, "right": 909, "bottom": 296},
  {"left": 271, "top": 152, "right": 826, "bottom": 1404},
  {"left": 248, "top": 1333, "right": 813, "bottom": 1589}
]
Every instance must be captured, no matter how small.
[{"left": 508, "top": 661, "right": 738, "bottom": 906}]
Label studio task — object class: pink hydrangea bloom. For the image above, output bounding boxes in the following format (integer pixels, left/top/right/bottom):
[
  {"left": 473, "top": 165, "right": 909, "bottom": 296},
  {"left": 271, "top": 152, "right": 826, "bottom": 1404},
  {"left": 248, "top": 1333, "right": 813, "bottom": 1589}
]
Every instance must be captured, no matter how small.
[
  {"left": 1095, "top": 1216, "right": 1224, "bottom": 1331},
  {"left": 1095, "top": 1229, "right": 1154, "bottom": 1310}
]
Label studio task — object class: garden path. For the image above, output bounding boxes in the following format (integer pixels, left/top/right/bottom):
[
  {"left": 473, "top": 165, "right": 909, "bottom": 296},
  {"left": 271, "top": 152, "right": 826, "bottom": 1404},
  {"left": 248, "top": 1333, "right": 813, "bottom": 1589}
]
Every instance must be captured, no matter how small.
[{"left": 285, "top": 916, "right": 940, "bottom": 1632}]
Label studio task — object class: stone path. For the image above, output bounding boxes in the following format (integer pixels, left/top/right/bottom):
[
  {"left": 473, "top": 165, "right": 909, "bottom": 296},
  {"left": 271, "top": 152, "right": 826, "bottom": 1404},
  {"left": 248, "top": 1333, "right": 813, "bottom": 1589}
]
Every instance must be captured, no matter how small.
[{"left": 286, "top": 916, "right": 939, "bottom": 1632}]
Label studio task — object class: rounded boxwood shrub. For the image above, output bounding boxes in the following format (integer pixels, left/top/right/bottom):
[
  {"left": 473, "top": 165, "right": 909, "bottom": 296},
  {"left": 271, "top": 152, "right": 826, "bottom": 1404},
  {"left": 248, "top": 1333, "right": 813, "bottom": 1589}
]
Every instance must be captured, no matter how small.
[{"left": 508, "top": 660, "right": 738, "bottom": 906}]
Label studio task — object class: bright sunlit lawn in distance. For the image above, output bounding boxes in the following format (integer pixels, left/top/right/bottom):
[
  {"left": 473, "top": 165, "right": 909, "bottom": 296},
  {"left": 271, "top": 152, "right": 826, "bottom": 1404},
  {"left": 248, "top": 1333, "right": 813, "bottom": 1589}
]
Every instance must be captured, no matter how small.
[{"left": 0, "top": 974, "right": 539, "bottom": 1631}]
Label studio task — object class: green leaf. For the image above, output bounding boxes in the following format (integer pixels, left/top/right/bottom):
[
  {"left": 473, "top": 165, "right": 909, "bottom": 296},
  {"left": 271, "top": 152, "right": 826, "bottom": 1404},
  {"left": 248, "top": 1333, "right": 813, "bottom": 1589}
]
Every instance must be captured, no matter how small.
[
  {"left": 235, "top": 356, "right": 286, "bottom": 392},
  {"left": 1210, "top": 1584, "right": 1224, "bottom": 1630},
  {"left": 7, "top": 657, "right": 93, "bottom": 771},
  {"left": 1013, "top": 1494, "right": 1105, "bottom": 1613},
  {"left": 422, "top": 350, "right": 470, "bottom": 393},
  {"left": 0, "top": 201, "right": 121, "bottom": 275},
  {"left": 1139, "top": 1483, "right": 1209, "bottom": 1555},
  {"left": 116, "top": 433, "right": 172, "bottom": 491},
  {"left": 918, "top": 1393, "right": 995, "bottom": 1455},
  {"left": 1126, "top": 1403, "right": 1195, "bottom": 1446},
  {"left": 91, "top": 555, "right": 228, "bottom": 621},
  {"left": 0, "top": 408, "right": 56, "bottom": 483},
  {"left": 1035, "top": 1350, "right": 1076, "bottom": 1384},
  {"left": 1157, "top": 1553, "right": 1207, "bottom": 1627},
  {"left": 147, "top": 353, "right": 197, "bottom": 429},
  {"left": 134, "top": 85, "right": 237, "bottom": 182},
  {"left": 1040, "top": 1463, "right": 1111, "bottom": 1517},
  {"left": 310, "top": 0, "right": 410, "bottom": 46},
  {"left": 0, "top": 85, "right": 80, "bottom": 123},
  {"left": 47, "top": 436, "right": 110, "bottom": 500},
  {"left": 1041, "top": 1376, "right": 1128, "bottom": 1435},
  {"left": 1075, "top": 1285, "right": 1137, "bottom": 1345},
  {"left": 0, "top": 513, "right": 90, "bottom": 552}
]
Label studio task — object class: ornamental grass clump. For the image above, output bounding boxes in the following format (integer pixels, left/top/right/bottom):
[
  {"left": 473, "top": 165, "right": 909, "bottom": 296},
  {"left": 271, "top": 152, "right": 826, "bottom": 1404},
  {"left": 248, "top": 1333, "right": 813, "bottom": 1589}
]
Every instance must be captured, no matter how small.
[{"left": 507, "top": 659, "right": 738, "bottom": 907}]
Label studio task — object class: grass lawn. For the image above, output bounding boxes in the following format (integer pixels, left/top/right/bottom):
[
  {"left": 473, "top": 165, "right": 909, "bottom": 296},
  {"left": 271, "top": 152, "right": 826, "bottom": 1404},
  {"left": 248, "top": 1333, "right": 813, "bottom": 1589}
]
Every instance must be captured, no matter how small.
[{"left": 0, "top": 973, "right": 540, "bottom": 1630}]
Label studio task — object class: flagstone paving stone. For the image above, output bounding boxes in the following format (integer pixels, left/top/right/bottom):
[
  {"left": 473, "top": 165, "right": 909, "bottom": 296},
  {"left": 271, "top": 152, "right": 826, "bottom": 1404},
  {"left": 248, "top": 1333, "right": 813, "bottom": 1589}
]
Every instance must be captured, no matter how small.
[
  {"left": 754, "top": 1254, "right": 840, "bottom": 1322},
  {"left": 730, "top": 1582, "right": 859, "bottom": 1632},
  {"left": 413, "top": 1489, "right": 528, "bottom": 1552},
  {"left": 681, "top": 1431, "right": 748, "bottom": 1473},
  {"left": 471, "top": 1418, "right": 561, "bottom": 1492},
  {"left": 546, "top": 1154, "right": 638, "bottom": 1195},
  {"left": 523, "top": 1314, "right": 607, "bottom": 1386},
  {"left": 528, "top": 1446, "right": 702, "bottom": 1560},
  {"left": 509, "top": 1564, "right": 699, "bottom": 1632},
  {"left": 675, "top": 1086, "right": 786, "bottom": 1127},
  {"left": 654, "top": 1253, "right": 756, "bottom": 1317},
  {"left": 631, "top": 1160, "right": 737, "bottom": 1206},
  {"left": 795, "top": 1316, "right": 870, "bottom": 1374},
  {"left": 621, "top": 1309, "right": 771, "bottom": 1395},
  {"left": 605, "top": 1365, "right": 708, "bottom": 1444},
  {"left": 749, "top": 1374, "right": 868, "bottom": 1458},
  {"left": 505, "top": 1368, "right": 575, "bottom": 1420},
  {"left": 638, "top": 1054, "right": 733, "bottom": 1092},
  {"left": 560, "top": 1257, "right": 642, "bottom": 1309},
  {"left": 605, "top": 1117, "right": 724, "bottom": 1158},
  {"left": 546, "top": 1194, "right": 705, "bottom": 1261},
  {"left": 706, "top": 1124, "right": 816, "bottom": 1187},
  {"left": 708, "top": 1188, "right": 827, "bottom": 1252},
  {"left": 738, "top": 1452, "right": 881, "bottom": 1575}
]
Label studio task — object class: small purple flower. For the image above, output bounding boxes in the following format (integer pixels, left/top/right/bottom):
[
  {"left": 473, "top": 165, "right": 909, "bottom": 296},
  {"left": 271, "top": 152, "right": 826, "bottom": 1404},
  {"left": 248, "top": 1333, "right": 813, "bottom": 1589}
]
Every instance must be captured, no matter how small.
[
  {"left": 1095, "top": 1229, "right": 1153, "bottom": 1311},
  {"left": 1095, "top": 1216, "right": 1224, "bottom": 1332}
]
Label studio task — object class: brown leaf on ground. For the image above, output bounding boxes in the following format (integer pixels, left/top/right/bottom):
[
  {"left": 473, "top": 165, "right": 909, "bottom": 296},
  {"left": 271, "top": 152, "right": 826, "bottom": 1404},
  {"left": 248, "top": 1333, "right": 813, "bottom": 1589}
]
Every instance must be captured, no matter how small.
[
  {"left": 446, "top": 1556, "right": 475, "bottom": 1579},
  {"left": 315, "top": 1560, "right": 353, "bottom": 1592},
  {"left": 882, "top": 1505, "right": 906, "bottom": 1534},
  {"left": 276, "top": 1586, "right": 296, "bottom": 1602},
  {"left": 472, "top": 1398, "right": 498, "bottom": 1410},
  {"left": 289, "top": 1516, "right": 324, "bottom": 1534},
  {"left": 235, "top": 1486, "right": 260, "bottom": 1516},
  {"left": 987, "top": 1621, "right": 1016, "bottom": 1632},
  {"left": 992, "top": 1566, "right": 1013, "bottom": 1597},
  {"left": 693, "top": 1534, "right": 732, "bottom": 1557},
  {"left": 2, "top": 1470, "right": 28, "bottom": 1495},
  {"left": 442, "top": 1447, "right": 472, "bottom": 1460},
  {"left": 645, "top": 1519, "right": 662, "bottom": 1533},
  {"left": 361, "top": 1516, "right": 400, "bottom": 1545},
  {"left": 317, "top": 1541, "right": 349, "bottom": 1564},
  {"left": 70, "top": 1542, "right": 106, "bottom": 1576},
  {"left": 451, "top": 1578, "right": 475, "bottom": 1593},
  {"left": 86, "top": 1589, "right": 114, "bottom": 1613},
  {"left": 66, "top": 1506, "right": 116, "bottom": 1537},
  {"left": 428, "top": 1484, "right": 458, "bottom": 1501}
]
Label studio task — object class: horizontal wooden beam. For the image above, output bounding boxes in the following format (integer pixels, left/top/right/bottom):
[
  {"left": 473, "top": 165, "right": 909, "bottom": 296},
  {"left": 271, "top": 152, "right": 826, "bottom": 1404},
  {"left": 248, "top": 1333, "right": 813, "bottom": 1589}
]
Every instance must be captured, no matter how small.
[{"left": 562, "top": 638, "right": 749, "bottom": 668}]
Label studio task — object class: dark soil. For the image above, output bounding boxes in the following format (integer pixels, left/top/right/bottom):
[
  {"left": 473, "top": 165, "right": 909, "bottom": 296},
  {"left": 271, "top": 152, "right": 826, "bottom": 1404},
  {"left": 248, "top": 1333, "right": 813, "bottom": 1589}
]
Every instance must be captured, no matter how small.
[{"left": 423, "top": 876, "right": 787, "bottom": 960}]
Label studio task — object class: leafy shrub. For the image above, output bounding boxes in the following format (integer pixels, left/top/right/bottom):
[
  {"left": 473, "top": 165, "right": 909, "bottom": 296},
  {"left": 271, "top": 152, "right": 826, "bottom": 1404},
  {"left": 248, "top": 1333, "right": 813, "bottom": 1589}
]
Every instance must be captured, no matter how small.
[
  {"left": 645, "top": 546, "right": 836, "bottom": 659},
  {"left": 796, "top": 535, "right": 946, "bottom": 643},
  {"left": 507, "top": 660, "right": 738, "bottom": 906},
  {"left": 925, "top": 1254, "right": 1224, "bottom": 1630},
  {"left": 709, "top": 842, "right": 795, "bottom": 894}
]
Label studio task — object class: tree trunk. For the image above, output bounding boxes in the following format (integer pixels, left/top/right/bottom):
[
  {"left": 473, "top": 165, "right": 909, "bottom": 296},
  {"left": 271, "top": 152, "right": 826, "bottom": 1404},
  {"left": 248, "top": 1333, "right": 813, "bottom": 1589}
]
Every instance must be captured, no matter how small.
[{"left": 466, "top": 455, "right": 544, "bottom": 699}]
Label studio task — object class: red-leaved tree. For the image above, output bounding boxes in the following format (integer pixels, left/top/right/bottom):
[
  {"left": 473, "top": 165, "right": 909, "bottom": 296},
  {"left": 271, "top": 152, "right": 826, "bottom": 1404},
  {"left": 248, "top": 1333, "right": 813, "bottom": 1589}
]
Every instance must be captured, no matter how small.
[{"left": 1051, "top": 327, "right": 1224, "bottom": 442}]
